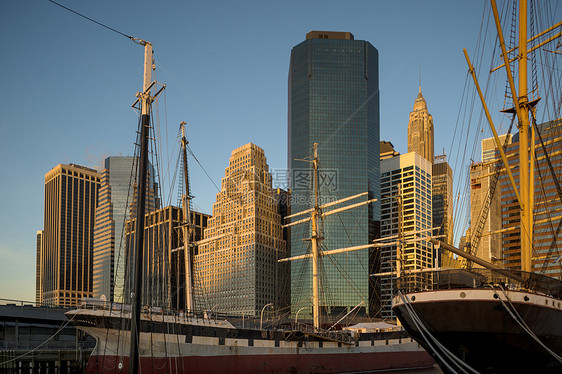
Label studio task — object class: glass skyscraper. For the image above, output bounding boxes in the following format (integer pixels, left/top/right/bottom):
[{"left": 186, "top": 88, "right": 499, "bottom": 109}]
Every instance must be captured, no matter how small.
[
  {"left": 288, "top": 31, "right": 380, "bottom": 317},
  {"left": 93, "top": 156, "right": 158, "bottom": 303}
]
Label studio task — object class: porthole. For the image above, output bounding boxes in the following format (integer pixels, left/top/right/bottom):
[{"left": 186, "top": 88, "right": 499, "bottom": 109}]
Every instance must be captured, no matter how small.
[
  {"left": 460, "top": 292, "right": 466, "bottom": 298},
  {"left": 411, "top": 296, "right": 416, "bottom": 301}
]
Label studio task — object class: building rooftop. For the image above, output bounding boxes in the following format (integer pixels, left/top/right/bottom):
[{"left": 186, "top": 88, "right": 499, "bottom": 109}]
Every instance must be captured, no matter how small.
[{"left": 306, "top": 31, "right": 354, "bottom": 40}]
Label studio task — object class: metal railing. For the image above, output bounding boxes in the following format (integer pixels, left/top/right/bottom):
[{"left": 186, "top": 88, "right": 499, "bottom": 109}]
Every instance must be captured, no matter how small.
[
  {"left": 291, "top": 322, "right": 356, "bottom": 345},
  {"left": 397, "top": 268, "right": 562, "bottom": 298}
]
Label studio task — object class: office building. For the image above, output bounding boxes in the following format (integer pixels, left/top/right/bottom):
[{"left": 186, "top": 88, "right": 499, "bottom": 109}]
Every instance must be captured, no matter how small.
[
  {"left": 482, "top": 134, "right": 512, "bottom": 163},
  {"left": 407, "top": 87, "right": 434, "bottom": 164},
  {"left": 93, "top": 156, "right": 158, "bottom": 303},
  {"left": 432, "top": 155, "right": 454, "bottom": 266},
  {"left": 194, "top": 143, "right": 288, "bottom": 316},
  {"left": 380, "top": 141, "right": 400, "bottom": 160},
  {"left": 36, "top": 230, "right": 43, "bottom": 305},
  {"left": 288, "top": 31, "right": 380, "bottom": 317},
  {"left": 500, "top": 119, "right": 562, "bottom": 278},
  {"left": 125, "top": 206, "right": 209, "bottom": 309},
  {"left": 380, "top": 152, "right": 433, "bottom": 318},
  {"left": 469, "top": 135, "right": 512, "bottom": 266},
  {"left": 40, "top": 164, "right": 100, "bottom": 307}
]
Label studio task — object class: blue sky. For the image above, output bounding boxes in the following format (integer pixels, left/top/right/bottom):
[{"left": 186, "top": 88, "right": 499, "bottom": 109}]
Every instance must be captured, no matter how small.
[{"left": 0, "top": 0, "right": 514, "bottom": 301}]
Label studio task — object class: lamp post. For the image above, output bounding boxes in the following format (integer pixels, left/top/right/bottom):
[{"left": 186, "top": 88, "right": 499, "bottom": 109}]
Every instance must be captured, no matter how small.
[
  {"left": 295, "top": 307, "right": 309, "bottom": 325},
  {"left": 260, "top": 303, "right": 274, "bottom": 330}
]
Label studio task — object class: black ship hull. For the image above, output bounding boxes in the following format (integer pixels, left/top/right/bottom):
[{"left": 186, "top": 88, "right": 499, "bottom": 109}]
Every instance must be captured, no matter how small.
[{"left": 392, "top": 287, "right": 562, "bottom": 374}]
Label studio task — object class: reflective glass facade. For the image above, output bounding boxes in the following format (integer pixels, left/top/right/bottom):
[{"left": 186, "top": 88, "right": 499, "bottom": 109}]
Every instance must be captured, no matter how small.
[
  {"left": 93, "top": 156, "right": 158, "bottom": 303},
  {"left": 288, "top": 32, "right": 380, "bottom": 317}
]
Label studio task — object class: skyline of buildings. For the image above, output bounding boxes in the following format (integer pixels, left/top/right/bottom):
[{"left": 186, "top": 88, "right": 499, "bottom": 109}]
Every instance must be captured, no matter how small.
[
  {"left": 288, "top": 30, "right": 380, "bottom": 317},
  {"left": 30, "top": 28, "right": 560, "bottom": 315}
]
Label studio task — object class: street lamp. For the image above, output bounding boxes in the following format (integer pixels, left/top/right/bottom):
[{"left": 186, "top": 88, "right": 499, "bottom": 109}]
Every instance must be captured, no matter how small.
[
  {"left": 295, "top": 306, "right": 309, "bottom": 324},
  {"left": 260, "top": 303, "right": 274, "bottom": 330}
]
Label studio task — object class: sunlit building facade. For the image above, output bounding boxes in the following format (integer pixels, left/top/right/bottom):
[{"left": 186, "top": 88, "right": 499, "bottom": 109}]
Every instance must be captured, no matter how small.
[
  {"left": 469, "top": 134, "right": 512, "bottom": 266},
  {"left": 407, "top": 87, "right": 434, "bottom": 164},
  {"left": 194, "top": 143, "right": 288, "bottom": 317},
  {"left": 288, "top": 31, "right": 380, "bottom": 317},
  {"left": 380, "top": 152, "right": 433, "bottom": 318},
  {"left": 40, "top": 164, "right": 100, "bottom": 307},
  {"left": 500, "top": 119, "right": 562, "bottom": 278}
]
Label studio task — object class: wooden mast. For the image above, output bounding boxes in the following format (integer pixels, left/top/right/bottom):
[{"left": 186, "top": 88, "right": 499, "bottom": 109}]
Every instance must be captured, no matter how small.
[
  {"left": 517, "top": 0, "right": 533, "bottom": 273},
  {"left": 490, "top": 0, "right": 533, "bottom": 273},
  {"left": 130, "top": 39, "right": 153, "bottom": 374},
  {"left": 311, "top": 142, "right": 321, "bottom": 331},
  {"left": 180, "top": 122, "right": 194, "bottom": 312}
]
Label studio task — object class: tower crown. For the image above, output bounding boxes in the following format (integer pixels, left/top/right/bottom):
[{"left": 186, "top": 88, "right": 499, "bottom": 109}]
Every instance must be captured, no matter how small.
[{"left": 413, "top": 86, "right": 427, "bottom": 110}]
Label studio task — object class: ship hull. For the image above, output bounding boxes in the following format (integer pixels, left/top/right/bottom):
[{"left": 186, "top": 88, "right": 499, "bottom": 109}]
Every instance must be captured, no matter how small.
[
  {"left": 392, "top": 288, "right": 562, "bottom": 374},
  {"left": 67, "top": 309, "right": 434, "bottom": 374}
]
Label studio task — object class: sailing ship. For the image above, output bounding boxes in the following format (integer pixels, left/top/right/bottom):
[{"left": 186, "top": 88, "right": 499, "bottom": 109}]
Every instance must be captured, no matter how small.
[
  {"left": 66, "top": 38, "right": 434, "bottom": 373},
  {"left": 392, "top": 1, "right": 562, "bottom": 373}
]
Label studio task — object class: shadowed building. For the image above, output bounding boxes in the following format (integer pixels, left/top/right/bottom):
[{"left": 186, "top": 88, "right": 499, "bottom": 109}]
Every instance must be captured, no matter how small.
[
  {"left": 36, "top": 230, "right": 43, "bottom": 305},
  {"left": 92, "top": 156, "right": 158, "bottom": 303},
  {"left": 432, "top": 155, "right": 454, "bottom": 267},
  {"left": 124, "top": 206, "right": 209, "bottom": 309},
  {"left": 288, "top": 31, "right": 380, "bottom": 318},
  {"left": 40, "top": 164, "right": 100, "bottom": 307}
]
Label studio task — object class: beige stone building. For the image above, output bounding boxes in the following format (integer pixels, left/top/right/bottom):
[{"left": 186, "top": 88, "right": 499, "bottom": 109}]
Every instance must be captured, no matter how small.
[
  {"left": 194, "top": 143, "right": 288, "bottom": 317},
  {"left": 469, "top": 135, "right": 512, "bottom": 266},
  {"left": 40, "top": 164, "right": 100, "bottom": 307},
  {"left": 407, "top": 87, "right": 434, "bottom": 164}
]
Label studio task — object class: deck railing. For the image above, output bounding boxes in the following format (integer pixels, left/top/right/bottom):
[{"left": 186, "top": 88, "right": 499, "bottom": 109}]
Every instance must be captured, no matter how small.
[{"left": 396, "top": 268, "right": 562, "bottom": 298}]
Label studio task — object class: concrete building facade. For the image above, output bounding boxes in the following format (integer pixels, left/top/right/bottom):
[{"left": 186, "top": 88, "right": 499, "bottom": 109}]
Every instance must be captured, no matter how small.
[
  {"left": 40, "top": 164, "right": 100, "bottom": 307},
  {"left": 380, "top": 152, "right": 433, "bottom": 318},
  {"left": 124, "top": 206, "right": 209, "bottom": 310},
  {"left": 500, "top": 119, "right": 562, "bottom": 278},
  {"left": 194, "top": 143, "right": 288, "bottom": 317}
]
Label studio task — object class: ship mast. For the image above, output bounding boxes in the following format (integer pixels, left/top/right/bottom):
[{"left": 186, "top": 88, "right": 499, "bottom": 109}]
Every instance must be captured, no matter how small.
[
  {"left": 130, "top": 39, "right": 153, "bottom": 374},
  {"left": 281, "top": 143, "right": 378, "bottom": 331},
  {"left": 311, "top": 143, "right": 322, "bottom": 330},
  {"left": 490, "top": 0, "right": 533, "bottom": 273},
  {"left": 180, "top": 121, "right": 195, "bottom": 312}
]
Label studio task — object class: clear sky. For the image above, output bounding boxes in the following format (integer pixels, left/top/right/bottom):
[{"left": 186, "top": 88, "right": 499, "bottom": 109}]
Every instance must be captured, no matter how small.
[{"left": 0, "top": 0, "right": 526, "bottom": 301}]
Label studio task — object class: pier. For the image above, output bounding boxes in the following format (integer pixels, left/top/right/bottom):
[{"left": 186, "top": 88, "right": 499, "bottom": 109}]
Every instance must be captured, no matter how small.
[{"left": 0, "top": 301, "right": 94, "bottom": 374}]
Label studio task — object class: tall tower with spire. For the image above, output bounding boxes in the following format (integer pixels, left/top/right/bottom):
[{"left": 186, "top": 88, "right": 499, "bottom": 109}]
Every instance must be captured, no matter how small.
[{"left": 407, "top": 87, "right": 434, "bottom": 163}]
